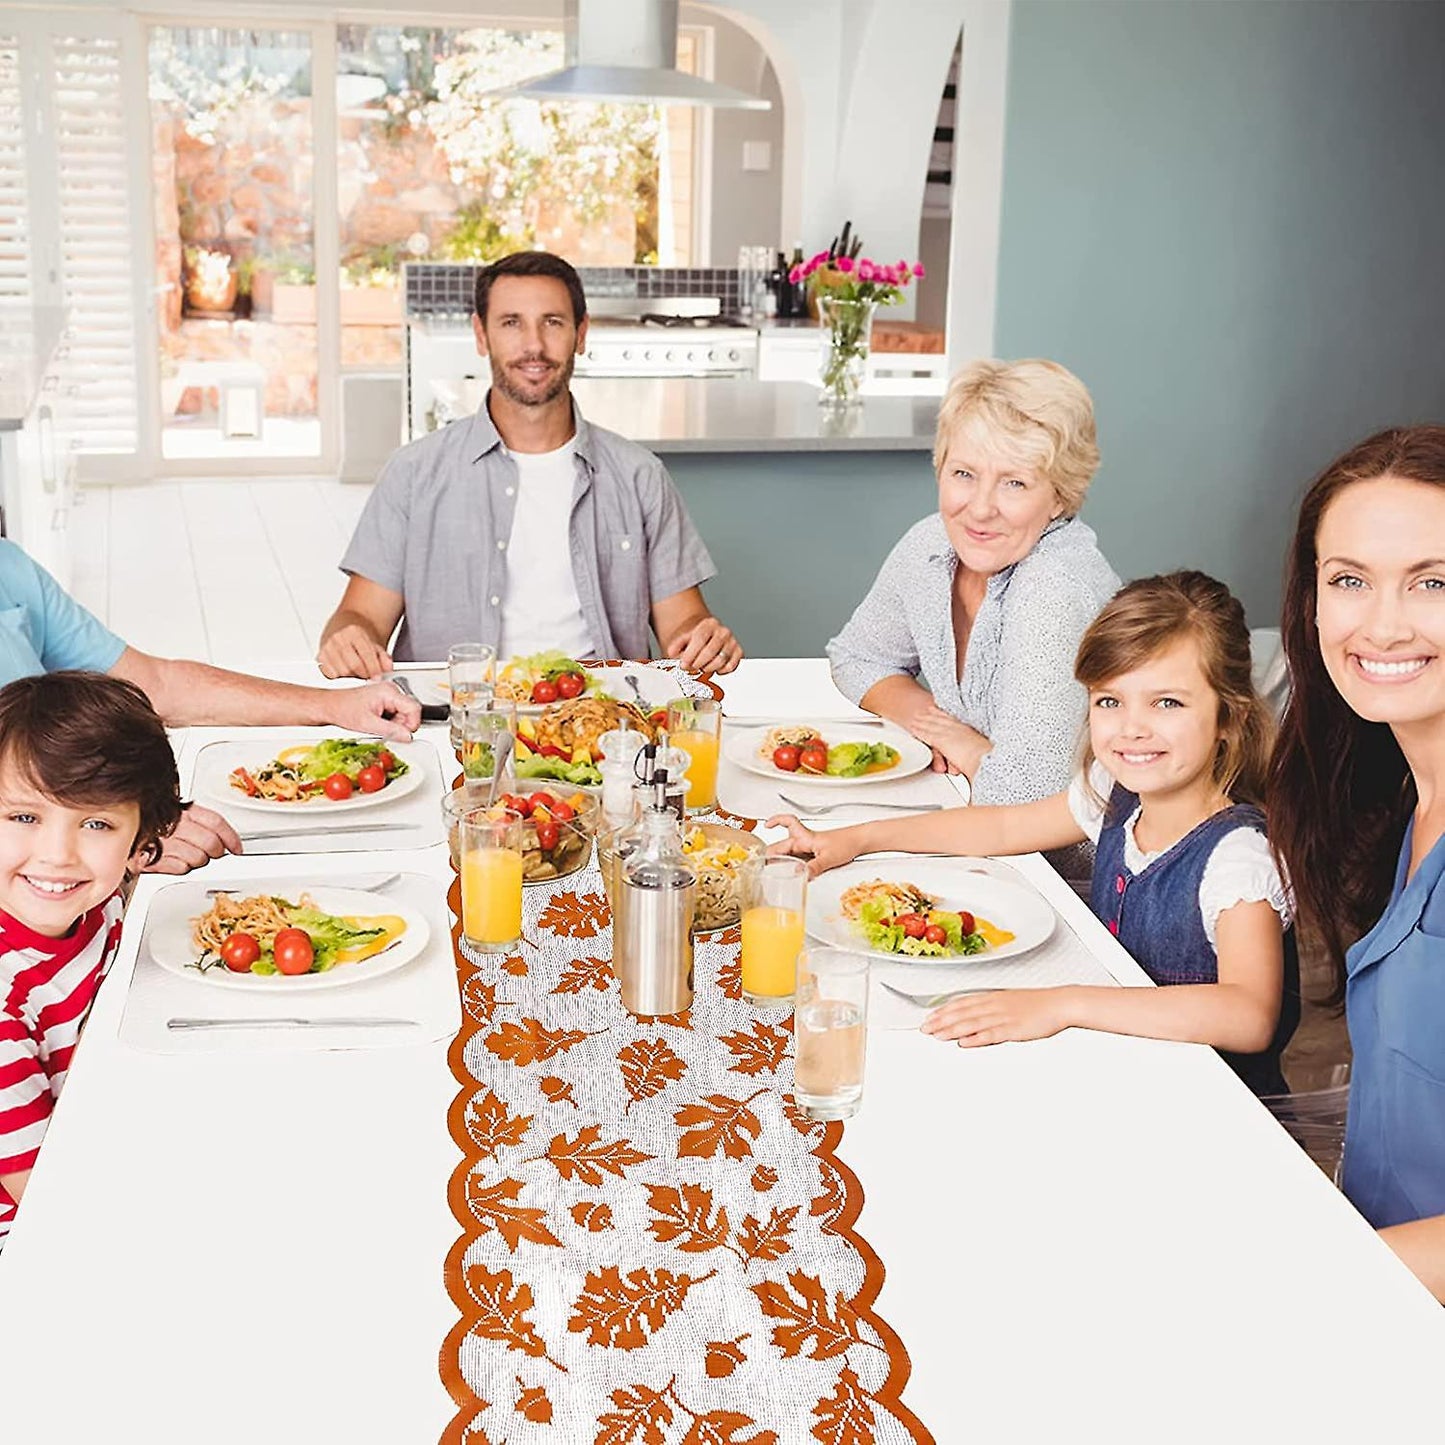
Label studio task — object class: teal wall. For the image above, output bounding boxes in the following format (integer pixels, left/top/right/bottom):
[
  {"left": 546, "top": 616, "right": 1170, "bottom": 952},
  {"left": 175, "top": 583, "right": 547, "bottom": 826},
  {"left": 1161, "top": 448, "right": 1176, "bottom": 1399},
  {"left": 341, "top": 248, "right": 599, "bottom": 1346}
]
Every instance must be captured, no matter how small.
[{"left": 993, "top": 0, "right": 1445, "bottom": 624}]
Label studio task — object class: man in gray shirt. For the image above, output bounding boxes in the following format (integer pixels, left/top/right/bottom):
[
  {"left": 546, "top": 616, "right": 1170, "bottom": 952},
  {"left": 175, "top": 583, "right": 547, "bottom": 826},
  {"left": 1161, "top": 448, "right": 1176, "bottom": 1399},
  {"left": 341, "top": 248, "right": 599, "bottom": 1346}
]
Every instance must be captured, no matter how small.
[{"left": 319, "top": 251, "right": 741, "bottom": 678}]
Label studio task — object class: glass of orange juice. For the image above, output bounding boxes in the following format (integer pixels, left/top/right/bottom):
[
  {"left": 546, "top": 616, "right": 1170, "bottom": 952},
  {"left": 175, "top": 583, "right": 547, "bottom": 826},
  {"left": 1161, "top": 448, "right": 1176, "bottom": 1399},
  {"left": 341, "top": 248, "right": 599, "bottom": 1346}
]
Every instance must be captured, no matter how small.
[
  {"left": 740, "top": 855, "right": 807, "bottom": 1006},
  {"left": 666, "top": 697, "right": 721, "bottom": 813},
  {"left": 459, "top": 809, "right": 524, "bottom": 953}
]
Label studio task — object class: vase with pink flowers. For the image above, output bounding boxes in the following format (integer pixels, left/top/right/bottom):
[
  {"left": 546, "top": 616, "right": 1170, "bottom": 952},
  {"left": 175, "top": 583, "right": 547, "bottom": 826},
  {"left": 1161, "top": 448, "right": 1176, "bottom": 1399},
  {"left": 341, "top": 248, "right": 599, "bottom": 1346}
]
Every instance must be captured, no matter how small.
[{"left": 791, "top": 226, "right": 925, "bottom": 408}]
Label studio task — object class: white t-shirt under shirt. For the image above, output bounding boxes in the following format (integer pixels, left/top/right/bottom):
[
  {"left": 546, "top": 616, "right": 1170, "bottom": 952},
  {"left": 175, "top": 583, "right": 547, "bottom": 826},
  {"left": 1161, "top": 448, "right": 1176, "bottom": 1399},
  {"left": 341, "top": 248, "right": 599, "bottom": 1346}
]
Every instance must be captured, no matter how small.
[
  {"left": 1067, "top": 762, "right": 1293, "bottom": 947},
  {"left": 498, "top": 439, "right": 596, "bottom": 661}
]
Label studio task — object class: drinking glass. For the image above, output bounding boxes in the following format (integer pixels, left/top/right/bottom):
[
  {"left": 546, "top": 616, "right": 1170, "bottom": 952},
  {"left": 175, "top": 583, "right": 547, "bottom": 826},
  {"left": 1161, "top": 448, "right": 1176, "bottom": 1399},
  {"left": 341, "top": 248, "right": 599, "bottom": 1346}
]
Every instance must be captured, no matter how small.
[
  {"left": 739, "top": 855, "right": 807, "bottom": 1006},
  {"left": 460, "top": 810, "right": 524, "bottom": 952},
  {"left": 460, "top": 697, "right": 516, "bottom": 787},
  {"left": 448, "top": 642, "right": 496, "bottom": 748},
  {"left": 793, "top": 947, "right": 869, "bottom": 1120},
  {"left": 665, "top": 697, "right": 721, "bottom": 813}
]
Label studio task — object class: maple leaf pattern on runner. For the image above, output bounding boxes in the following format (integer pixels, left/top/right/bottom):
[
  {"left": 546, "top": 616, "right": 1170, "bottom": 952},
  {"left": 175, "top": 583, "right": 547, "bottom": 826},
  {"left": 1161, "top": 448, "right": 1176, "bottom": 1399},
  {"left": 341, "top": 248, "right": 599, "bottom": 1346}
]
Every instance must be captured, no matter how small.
[
  {"left": 466, "top": 1175, "right": 563, "bottom": 1253},
  {"left": 782, "top": 1093, "right": 826, "bottom": 1139},
  {"left": 461, "top": 974, "right": 506, "bottom": 1023},
  {"left": 674, "top": 1090, "right": 769, "bottom": 1161},
  {"left": 568, "top": 1265, "right": 717, "bottom": 1350},
  {"left": 501, "top": 954, "right": 531, "bottom": 977},
  {"left": 714, "top": 924, "right": 743, "bottom": 948},
  {"left": 640, "top": 1008, "right": 693, "bottom": 1030},
  {"left": 679, "top": 1410, "right": 779, "bottom": 1445},
  {"left": 750, "top": 1271, "right": 871, "bottom": 1361},
  {"left": 465, "top": 1088, "right": 534, "bottom": 1159},
  {"left": 515, "top": 1379, "right": 554, "bottom": 1424},
  {"left": 750, "top": 1165, "right": 779, "bottom": 1193},
  {"left": 719, "top": 1020, "right": 790, "bottom": 1078},
  {"left": 486, "top": 1018, "right": 599, "bottom": 1067},
  {"left": 810, "top": 1366, "right": 876, "bottom": 1445},
  {"left": 554, "top": 954, "right": 615, "bottom": 995},
  {"left": 715, "top": 953, "right": 742, "bottom": 1001},
  {"left": 539, "top": 1074, "right": 578, "bottom": 1108},
  {"left": 537, "top": 1125, "right": 654, "bottom": 1185},
  {"left": 644, "top": 1183, "right": 735, "bottom": 1257},
  {"left": 537, "top": 891, "right": 609, "bottom": 939},
  {"left": 464, "top": 1266, "right": 563, "bottom": 1368},
  {"left": 619, "top": 1037, "right": 688, "bottom": 1110},
  {"left": 737, "top": 1205, "right": 800, "bottom": 1266},
  {"left": 571, "top": 1201, "right": 614, "bottom": 1232},
  {"left": 594, "top": 1382, "right": 674, "bottom": 1445}
]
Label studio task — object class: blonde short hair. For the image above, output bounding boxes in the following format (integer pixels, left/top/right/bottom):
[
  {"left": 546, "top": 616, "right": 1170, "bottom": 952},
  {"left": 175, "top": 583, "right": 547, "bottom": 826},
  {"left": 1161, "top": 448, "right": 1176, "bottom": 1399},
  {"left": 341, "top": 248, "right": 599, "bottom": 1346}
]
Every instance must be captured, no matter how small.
[{"left": 933, "top": 358, "right": 1101, "bottom": 516}]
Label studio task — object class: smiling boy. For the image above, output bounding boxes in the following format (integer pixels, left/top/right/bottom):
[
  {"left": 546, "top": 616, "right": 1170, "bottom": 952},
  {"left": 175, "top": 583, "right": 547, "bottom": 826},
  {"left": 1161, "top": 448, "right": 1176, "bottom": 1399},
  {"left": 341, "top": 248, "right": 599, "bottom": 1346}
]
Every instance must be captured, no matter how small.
[{"left": 0, "top": 672, "right": 182, "bottom": 1245}]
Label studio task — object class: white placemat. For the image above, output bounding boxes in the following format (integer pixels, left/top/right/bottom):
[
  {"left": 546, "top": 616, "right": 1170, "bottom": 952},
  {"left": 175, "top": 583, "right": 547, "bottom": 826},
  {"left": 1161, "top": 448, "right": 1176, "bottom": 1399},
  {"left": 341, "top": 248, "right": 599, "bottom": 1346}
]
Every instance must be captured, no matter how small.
[
  {"left": 863, "top": 858, "right": 1119, "bottom": 1030},
  {"left": 117, "top": 871, "right": 461, "bottom": 1053},
  {"left": 185, "top": 728, "right": 447, "bottom": 854},
  {"left": 716, "top": 720, "right": 966, "bottom": 820}
]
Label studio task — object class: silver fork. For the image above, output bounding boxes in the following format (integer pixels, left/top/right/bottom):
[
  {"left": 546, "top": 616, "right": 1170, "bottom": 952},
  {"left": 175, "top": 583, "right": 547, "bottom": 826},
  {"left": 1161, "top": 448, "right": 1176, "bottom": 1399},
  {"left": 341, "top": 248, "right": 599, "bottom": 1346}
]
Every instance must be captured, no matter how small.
[{"left": 775, "top": 791, "right": 943, "bottom": 817}]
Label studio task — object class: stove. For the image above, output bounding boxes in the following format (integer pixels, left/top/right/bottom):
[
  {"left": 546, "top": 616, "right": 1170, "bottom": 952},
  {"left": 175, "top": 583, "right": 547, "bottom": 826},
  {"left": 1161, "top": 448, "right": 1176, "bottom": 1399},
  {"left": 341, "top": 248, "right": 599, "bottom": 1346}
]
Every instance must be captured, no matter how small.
[{"left": 579, "top": 315, "right": 757, "bottom": 377}]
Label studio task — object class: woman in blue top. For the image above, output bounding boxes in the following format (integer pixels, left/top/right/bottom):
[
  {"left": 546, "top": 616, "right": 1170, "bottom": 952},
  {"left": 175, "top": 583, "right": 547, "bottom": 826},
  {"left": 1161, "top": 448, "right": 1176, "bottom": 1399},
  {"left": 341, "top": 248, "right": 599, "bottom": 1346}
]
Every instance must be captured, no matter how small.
[{"left": 1269, "top": 425, "right": 1445, "bottom": 1301}]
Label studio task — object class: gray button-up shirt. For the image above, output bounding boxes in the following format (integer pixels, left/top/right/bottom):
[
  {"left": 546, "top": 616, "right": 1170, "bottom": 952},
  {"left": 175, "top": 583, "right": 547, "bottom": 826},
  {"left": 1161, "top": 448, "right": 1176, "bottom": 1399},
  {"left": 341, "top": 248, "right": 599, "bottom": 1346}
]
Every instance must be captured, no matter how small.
[
  {"left": 340, "top": 399, "right": 716, "bottom": 663},
  {"left": 827, "top": 514, "right": 1120, "bottom": 805}
]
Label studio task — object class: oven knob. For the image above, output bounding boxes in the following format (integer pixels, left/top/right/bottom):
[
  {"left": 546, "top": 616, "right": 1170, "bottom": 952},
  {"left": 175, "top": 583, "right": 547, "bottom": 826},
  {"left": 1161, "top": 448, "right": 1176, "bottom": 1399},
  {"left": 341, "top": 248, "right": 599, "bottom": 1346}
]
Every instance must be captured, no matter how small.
[
  {"left": 665, "top": 350, "right": 676, "bottom": 362},
  {"left": 686, "top": 350, "right": 697, "bottom": 362},
  {"left": 586, "top": 350, "right": 596, "bottom": 360},
  {"left": 729, "top": 349, "right": 740, "bottom": 362},
  {"left": 643, "top": 349, "right": 655, "bottom": 362},
  {"left": 622, "top": 349, "right": 633, "bottom": 361}
]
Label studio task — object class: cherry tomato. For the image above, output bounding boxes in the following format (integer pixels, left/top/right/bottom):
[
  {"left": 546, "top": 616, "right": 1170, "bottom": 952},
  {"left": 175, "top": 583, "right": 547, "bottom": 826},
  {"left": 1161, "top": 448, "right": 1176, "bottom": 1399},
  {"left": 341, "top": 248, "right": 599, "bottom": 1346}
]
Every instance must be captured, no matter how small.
[
  {"left": 924, "top": 923, "right": 948, "bottom": 946},
  {"left": 356, "top": 764, "right": 386, "bottom": 793},
  {"left": 531, "top": 679, "right": 559, "bottom": 704},
  {"left": 772, "top": 745, "right": 801, "bottom": 772},
  {"left": 273, "top": 928, "right": 315, "bottom": 975},
  {"left": 376, "top": 750, "right": 395, "bottom": 773},
  {"left": 898, "top": 913, "right": 928, "bottom": 940},
  {"left": 535, "top": 820, "right": 561, "bottom": 852},
  {"left": 220, "top": 932, "right": 260, "bottom": 972},
  {"left": 529, "top": 791, "right": 557, "bottom": 813},
  {"left": 649, "top": 709, "right": 669, "bottom": 729},
  {"left": 555, "top": 671, "right": 585, "bottom": 699},
  {"left": 550, "top": 800, "right": 576, "bottom": 822},
  {"left": 799, "top": 744, "right": 829, "bottom": 775},
  {"left": 498, "top": 793, "right": 530, "bottom": 818},
  {"left": 323, "top": 772, "right": 354, "bottom": 800},
  {"left": 957, "top": 911, "right": 976, "bottom": 936}
]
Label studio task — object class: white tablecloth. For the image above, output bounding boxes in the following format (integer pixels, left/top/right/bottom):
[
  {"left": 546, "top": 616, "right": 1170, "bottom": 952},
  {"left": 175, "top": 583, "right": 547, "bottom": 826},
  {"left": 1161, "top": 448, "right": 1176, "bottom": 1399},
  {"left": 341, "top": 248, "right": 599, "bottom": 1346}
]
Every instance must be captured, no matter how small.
[{"left": 1, "top": 660, "right": 1442, "bottom": 1445}]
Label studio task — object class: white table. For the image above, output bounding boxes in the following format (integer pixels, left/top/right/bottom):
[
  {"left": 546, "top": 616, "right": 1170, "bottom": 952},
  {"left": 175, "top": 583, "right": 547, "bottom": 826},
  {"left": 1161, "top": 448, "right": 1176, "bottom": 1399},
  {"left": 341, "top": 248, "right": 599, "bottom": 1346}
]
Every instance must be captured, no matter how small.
[{"left": 1, "top": 659, "right": 1441, "bottom": 1444}]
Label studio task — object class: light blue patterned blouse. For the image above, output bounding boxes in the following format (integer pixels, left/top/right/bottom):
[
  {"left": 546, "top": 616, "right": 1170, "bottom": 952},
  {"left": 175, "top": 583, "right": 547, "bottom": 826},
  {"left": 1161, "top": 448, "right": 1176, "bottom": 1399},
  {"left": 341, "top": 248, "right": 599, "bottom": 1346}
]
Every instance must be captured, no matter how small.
[{"left": 827, "top": 514, "right": 1120, "bottom": 806}]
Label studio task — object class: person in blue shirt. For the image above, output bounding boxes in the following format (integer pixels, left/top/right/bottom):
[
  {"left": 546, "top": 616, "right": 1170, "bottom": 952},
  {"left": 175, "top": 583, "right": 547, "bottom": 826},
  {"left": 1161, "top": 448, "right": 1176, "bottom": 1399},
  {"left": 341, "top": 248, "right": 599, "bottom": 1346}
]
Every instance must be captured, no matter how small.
[
  {"left": 1269, "top": 425, "right": 1445, "bottom": 1302},
  {"left": 0, "top": 540, "right": 420, "bottom": 874}
]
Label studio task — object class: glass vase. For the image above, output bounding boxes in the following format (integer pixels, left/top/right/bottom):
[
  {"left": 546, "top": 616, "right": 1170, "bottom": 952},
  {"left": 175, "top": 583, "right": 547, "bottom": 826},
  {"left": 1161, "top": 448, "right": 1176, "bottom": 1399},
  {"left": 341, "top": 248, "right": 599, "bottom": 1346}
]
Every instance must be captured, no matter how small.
[{"left": 817, "top": 296, "right": 876, "bottom": 408}]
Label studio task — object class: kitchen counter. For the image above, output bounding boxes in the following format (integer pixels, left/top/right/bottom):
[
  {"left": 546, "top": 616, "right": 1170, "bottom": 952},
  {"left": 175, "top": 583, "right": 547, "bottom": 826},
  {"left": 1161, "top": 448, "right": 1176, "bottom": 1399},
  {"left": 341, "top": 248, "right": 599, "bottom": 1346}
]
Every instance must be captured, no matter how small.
[{"left": 569, "top": 376, "right": 935, "bottom": 453}]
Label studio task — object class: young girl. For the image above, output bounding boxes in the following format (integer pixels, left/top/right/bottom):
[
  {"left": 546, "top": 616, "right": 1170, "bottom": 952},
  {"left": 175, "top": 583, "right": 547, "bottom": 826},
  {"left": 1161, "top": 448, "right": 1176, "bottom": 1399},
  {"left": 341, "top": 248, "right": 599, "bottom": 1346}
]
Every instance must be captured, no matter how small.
[
  {"left": 0, "top": 671, "right": 182, "bottom": 1247},
  {"left": 771, "top": 571, "right": 1298, "bottom": 1094}
]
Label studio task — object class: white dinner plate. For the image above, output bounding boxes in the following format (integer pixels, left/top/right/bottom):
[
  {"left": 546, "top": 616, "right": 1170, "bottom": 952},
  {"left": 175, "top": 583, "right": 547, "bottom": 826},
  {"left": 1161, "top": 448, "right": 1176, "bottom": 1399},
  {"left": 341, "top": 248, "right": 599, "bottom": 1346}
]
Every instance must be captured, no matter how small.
[
  {"left": 193, "top": 737, "right": 428, "bottom": 815},
  {"left": 805, "top": 857, "right": 1055, "bottom": 965},
  {"left": 724, "top": 724, "right": 932, "bottom": 788},
  {"left": 147, "top": 884, "right": 431, "bottom": 992},
  {"left": 409, "top": 661, "right": 687, "bottom": 716}
]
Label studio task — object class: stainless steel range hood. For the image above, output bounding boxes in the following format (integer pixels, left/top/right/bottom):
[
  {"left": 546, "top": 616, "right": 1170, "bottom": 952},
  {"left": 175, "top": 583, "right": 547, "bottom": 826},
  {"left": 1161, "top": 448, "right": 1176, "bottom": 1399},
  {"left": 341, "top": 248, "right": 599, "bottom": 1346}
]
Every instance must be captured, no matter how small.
[{"left": 491, "top": 0, "right": 771, "bottom": 110}]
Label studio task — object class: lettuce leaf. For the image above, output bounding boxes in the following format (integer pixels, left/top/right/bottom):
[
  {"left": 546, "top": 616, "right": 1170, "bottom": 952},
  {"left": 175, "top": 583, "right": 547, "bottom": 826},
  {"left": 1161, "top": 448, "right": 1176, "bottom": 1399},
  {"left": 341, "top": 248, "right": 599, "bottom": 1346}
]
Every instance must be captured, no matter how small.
[
  {"left": 295, "top": 737, "right": 408, "bottom": 783},
  {"left": 826, "top": 742, "right": 900, "bottom": 778},
  {"left": 515, "top": 754, "right": 602, "bottom": 787},
  {"left": 854, "top": 900, "right": 983, "bottom": 957}
]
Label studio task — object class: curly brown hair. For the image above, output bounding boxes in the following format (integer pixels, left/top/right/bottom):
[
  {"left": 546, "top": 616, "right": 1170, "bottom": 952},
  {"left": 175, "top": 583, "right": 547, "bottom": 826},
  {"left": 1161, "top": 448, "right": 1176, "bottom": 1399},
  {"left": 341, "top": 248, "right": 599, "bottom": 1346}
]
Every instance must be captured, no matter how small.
[
  {"left": 0, "top": 671, "right": 183, "bottom": 865},
  {"left": 1075, "top": 571, "right": 1273, "bottom": 807},
  {"left": 1267, "top": 425, "right": 1445, "bottom": 1007}
]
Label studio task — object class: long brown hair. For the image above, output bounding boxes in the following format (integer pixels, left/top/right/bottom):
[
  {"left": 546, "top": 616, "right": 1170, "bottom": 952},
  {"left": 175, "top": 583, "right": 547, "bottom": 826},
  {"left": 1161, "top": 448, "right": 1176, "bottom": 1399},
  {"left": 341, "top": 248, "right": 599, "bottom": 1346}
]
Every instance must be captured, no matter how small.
[
  {"left": 1075, "top": 571, "right": 1273, "bottom": 806},
  {"left": 1267, "top": 425, "right": 1445, "bottom": 1006}
]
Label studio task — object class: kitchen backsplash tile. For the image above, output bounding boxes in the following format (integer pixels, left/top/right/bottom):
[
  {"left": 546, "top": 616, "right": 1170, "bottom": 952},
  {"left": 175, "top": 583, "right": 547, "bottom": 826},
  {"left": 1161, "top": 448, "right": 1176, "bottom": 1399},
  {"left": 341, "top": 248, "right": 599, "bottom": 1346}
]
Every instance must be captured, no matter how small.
[{"left": 404, "top": 264, "right": 745, "bottom": 317}]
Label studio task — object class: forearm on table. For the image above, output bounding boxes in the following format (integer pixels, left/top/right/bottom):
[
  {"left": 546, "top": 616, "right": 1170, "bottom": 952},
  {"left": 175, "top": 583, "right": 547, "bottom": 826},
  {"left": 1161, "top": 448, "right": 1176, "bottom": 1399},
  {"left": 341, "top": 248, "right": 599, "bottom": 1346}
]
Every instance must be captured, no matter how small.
[
  {"left": 1057, "top": 982, "right": 1280, "bottom": 1054},
  {"left": 858, "top": 675, "right": 935, "bottom": 725},
  {"left": 1379, "top": 1214, "right": 1445, "bottom": 1302},
  {"left": 320, "top": 607, "right": 389, "bottom": 649},
  {"left": 113, "top": 650, "right": 339, "bottom": 729}
]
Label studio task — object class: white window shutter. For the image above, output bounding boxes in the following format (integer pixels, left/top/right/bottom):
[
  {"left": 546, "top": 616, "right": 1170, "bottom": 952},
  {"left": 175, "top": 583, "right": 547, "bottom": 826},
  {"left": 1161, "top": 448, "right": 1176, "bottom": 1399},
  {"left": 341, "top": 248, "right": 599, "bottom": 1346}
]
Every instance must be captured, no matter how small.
[{"left": 0, "top": 36, "right": 31, "bottom": 304}]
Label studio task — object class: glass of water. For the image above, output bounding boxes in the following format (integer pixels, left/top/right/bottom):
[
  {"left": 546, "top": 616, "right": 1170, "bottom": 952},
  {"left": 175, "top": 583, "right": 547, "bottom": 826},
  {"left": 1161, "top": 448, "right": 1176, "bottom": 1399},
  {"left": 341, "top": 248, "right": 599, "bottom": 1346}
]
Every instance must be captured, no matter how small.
[
  {"left": 460, "top": 696, "right": 516, "bottom": 787},
  {"left": 793, "top": 947, "right": 869, "bottom": 1120},
  {"left": 448, "top": 642, "right": 495, "bottom": 748}
]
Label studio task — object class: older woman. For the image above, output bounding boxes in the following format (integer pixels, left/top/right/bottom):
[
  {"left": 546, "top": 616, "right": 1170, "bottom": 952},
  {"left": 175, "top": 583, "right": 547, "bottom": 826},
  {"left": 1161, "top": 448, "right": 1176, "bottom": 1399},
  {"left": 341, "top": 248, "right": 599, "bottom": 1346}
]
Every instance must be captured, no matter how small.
[{"left": 828, "top": 358, "right": 1119, "bottom": 804}]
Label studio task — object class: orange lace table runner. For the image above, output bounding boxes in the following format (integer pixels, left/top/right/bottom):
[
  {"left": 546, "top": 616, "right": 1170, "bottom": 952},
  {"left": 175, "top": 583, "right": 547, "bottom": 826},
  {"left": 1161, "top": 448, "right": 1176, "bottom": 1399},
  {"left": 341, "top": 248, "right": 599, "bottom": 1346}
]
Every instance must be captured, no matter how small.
[{"left": 441, "top": 819, "right": 935, "bottom": 1445}]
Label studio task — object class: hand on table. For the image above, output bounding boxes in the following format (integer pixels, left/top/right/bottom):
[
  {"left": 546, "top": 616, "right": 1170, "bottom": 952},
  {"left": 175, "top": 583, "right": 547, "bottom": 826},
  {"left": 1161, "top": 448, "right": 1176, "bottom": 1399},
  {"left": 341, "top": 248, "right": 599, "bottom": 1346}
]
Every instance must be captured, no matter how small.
[
  {"left": 321, "top": 679, "right": 421, "bottom": 742},
  {"left": 144, "top": 802, "right": 244, "bottom": 875},
  {"left": 764, "top": 814, "right": 861, "bottom": 877},
  {"left": 908, "top": 704, "right": 984, "bottom": 775},
  {"left": 667, "top": 616, "right": 742, "bottom": 675},
  {"left": 921, "top": 987, "right": 1069, "bottom": 1047},
  {"left": 318, "top": 625, "right": 393, "bottom": 681}
]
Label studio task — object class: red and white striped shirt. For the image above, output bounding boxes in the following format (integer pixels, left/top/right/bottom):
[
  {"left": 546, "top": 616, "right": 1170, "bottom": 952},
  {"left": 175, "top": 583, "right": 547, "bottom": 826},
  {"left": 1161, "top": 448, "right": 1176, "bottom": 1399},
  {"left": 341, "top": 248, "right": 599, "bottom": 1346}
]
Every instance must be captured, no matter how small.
[{"left": 0, "top": 893, "right": 124, "bottom": 1244}]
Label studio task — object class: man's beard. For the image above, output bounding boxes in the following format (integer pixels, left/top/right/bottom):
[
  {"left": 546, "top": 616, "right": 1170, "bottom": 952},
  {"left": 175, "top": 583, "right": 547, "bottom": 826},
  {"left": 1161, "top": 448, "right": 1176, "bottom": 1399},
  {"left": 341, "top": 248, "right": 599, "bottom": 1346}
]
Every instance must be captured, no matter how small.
[{"left": 491, "top": 350, "right": 576, "bottom": 408}]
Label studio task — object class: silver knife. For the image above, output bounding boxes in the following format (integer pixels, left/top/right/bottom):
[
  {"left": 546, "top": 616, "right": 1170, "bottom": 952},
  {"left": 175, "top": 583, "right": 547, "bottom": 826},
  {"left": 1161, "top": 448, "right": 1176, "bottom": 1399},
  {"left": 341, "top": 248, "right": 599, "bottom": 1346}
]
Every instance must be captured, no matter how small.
[
  {"left": 207, "top": 872, "right": 402, "bottom": 897},
  {"left": 239, "top": 822, "right": 416, "bottom": 843},
  {"left": 726, "top": 715, "right": 887, "bottom": 728},
  {"left": 167, "top": 1016, "right": 420, "bottom": 1031}
]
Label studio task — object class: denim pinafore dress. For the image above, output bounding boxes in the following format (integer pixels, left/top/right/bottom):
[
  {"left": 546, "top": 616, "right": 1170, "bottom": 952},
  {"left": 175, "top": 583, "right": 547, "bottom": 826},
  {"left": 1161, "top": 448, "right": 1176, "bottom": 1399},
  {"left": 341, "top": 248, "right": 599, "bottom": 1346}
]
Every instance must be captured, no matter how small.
[
  {"left": 1343, "top": 819, "right": 1445, "bottom": 1228},
  {"left": 1088, "top": 785, "right": 1300, "bottom": 1096}
]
